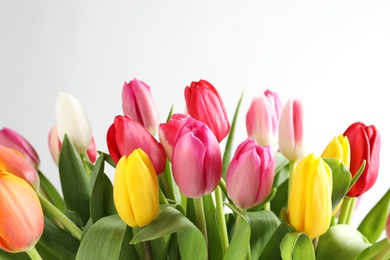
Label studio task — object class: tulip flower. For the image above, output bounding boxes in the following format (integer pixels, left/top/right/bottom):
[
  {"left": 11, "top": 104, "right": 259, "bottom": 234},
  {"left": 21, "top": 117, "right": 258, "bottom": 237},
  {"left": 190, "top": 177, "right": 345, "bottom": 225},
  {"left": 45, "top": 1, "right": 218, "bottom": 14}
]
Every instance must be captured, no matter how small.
[
  {"left": 343, "top": 122, "right": 381, "bottom": 197},
  {"left": 184, "top": 79, "right": 230, "bottom": 142},
  {"left": 321, "top": 135, "right": 350, "bottom": 168},
  {"left": 107, "top": 115, "right": 166, "bottom": 174},
  {"left": 172, "top": 115, "right": 222, "bottom": 198},
  {"left": 0, "top": 127, "right": 40, "bottom": 170},
  {"left": 246, "top": 90, "right": 282, "bottom": 147},
  {"left": 158, "top": 113, "right": 186, "bottom": 161},
  {"left": 113, "top": 149, "right": 159, "bottom": 227},
  {"left": 287, "top": 153, "right": 332, "bottom": 239},
  {"left": 48, "top": 125, "right": 97, "bottom": 164},
  {"left": 0, "top": 145, "right": 39, "bottom": 190},
  {"left": 122, "top": 78, "right": 160, "bottom": 136},
  {"left": 278, "top": 97, "right": 305, "bottom": 162},
  {"left": 56, "top": 92, "right": 93, "bottom": 154},
  {"left": 226, "top": 138, "right": 275, "bottom": 209},
  {"left": 0, "top": 171, "right": 44, "bottom": 253}
]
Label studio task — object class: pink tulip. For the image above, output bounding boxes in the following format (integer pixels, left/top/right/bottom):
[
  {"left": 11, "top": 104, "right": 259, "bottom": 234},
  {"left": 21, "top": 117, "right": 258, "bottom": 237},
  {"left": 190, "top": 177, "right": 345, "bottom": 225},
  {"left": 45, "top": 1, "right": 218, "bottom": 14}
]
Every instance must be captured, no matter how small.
[
  {"left": 122, "top": 78, "right": 160, "bottom": 136},
  {"left": 246, "top": 90, "right": 282, "bottom": 147},
  {"left": 107, "top": 115, "right": 166, "bottom": 174},
  {"left": 0, "top": 171, "right": 44, "bottom": 253},
  {"left": 226, "top": 138, "right": 275, "bottom": 209},
  {"left": 172, "top": 115, "right": 222, "bottom": 198},
  {"left": 0, "top": 127, "right": 40, "bottom": 170},
  {"left": 184, "top": 79, "right": 230, "bottom": 142},
  {"left": 158, "top": 113, "right": 186, "bottom": 161},
  {"left": 278, "top": 98, "right": 305, "bottom": 161}
]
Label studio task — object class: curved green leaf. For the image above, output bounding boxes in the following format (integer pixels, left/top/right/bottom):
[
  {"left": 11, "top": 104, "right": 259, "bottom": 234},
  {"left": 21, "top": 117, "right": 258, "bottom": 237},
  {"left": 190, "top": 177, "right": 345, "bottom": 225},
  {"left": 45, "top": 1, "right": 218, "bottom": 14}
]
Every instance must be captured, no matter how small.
[
  {"left": 280, "top": 232, "right": 315, "bottom": 260},
  {"left": 38, "top": 170, "right": 66, "bottom": 213},
  {"left": 271, "top": 179, "right": 289, "bottom": 216},
  {"left": 223, "top": 213, "right": 251, "bottom": 260},
  {"left": 356, "top": 238, "right": 390, "bottom": 260},
  {"left": 259, "top": 222, "right": 291, "bottom": 260},
  {"left": 203, "top": 194, "right": 223, "bottom": 259}
]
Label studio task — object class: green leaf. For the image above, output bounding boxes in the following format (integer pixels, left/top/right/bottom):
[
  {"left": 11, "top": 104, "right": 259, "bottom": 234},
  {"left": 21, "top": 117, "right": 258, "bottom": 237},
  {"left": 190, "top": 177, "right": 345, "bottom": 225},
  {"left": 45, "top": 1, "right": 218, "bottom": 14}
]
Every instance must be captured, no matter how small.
[
  {"left": 203, "top": 194, "right": 223, "bottom": 259},
  {"left": 59, "top": 134, "right": 91, "bottom": 227},
  {"left": 355, "top": 238, "right": 390, "bottom": 260},
  {"left": 131, "top": 206, "right": 207, "bottom": 259},
  {"left": 323, "top": 158, "right": 352, "bottom": 210},
  {"left": 280, "top": 232, "right": 315, "bottom": 260},
  {"left": 76, "top": 215, "right": 130, "bottom": 260},
  {"left": 358, "top": 188, "right": 390, "bottom": 243},
  {"left": 259, "top": 222, "right": 291, "bottom": 260},
  {"left": 275, "top": 152, "right": 289, "bottom": 176},
  {"left": 38, "top": 170, "right": 66, "bottom": 213},
  {"left": 315, "top": 224, "right": 371, "bottom": 260},
  {"left": 271, "top": 179, "right": 289, "bottom": 216},
  {"left": 224, "top": 213, "right": 251, "bottom": 260},
  {"left": 246, "top": 210, "right": 281, "bottom": 259},
  {"left": 0, "top": 250, "right": 30, "bottom": 259}
]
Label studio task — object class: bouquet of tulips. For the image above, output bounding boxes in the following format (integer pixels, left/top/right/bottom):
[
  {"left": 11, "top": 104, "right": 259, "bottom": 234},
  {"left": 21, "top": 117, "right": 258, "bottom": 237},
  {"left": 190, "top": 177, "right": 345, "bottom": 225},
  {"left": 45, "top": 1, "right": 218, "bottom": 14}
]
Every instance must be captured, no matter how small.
[{"left": 0, "top": 78, "right": 389, "bottom": 260}]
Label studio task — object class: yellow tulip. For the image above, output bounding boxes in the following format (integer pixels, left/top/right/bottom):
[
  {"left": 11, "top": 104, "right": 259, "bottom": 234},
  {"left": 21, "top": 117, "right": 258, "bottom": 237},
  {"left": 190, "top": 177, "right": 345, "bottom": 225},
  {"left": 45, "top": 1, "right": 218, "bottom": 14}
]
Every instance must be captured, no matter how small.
[
  {"left": 287, "top": 154, "right": 332, "bottom": 239},
  {"left": 321, "top": 135, "right": 350, "bottom": 168},
  {"left": 113, "top": 149, "right": 159, "bottom": 227}
]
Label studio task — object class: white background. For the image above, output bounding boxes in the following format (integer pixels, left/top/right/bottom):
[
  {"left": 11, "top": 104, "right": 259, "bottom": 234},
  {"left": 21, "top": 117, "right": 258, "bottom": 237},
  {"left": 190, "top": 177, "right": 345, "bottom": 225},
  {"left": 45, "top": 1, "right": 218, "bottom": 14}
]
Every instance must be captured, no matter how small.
[{"left": 1, "top": 1, "right": 389, "bottom": 227}]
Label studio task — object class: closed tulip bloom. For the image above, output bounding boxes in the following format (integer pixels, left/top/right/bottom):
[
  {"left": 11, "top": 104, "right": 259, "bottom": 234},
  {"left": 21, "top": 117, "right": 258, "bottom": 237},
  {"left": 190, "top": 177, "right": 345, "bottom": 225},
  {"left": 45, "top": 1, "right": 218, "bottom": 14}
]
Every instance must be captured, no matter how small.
[
  {"left": 343, "top": 122, "right": 381, "bottom": 197},
  {"left": 0, "top": 145, "right": 39, "bottom": 190},
  {"left": 107, "top": 115, "right": 166, "bottom": 174},
  {"left": 56, "top": 92, "right": 93, "bottom": 154},
  {"left": 113, "top": 149, "right": 159, "bottom": 227},
  {"left": 158, "top": 113, "right": 186, "bottom": 161},
  {"left": 287, "top": 154, "right": 332, "bottom": 239},
  {"left": 226, "top": 138, "right": 275, "bottom": 209},
  {"left": 122, "top": 78, "right": 160, "bottom": 136},
  {"left": 0, "top": 171, "right": 44, "bottom": 253},
  {"left": 321, "top": 135, "right": 350, "bottom": 168},
  {"left": 172, "top": 115, "right": 222, "bottom": 198},
  {"left": 184, "top": 79, "right": 230, "bottom": 142},
  {"left": 0, "top": 127, "right": 40, "bottom": 170},
  {"left": 278, "top": 98, "right": 305, "bottom": 161},
  {"left": 246, "top": 90, "right": 282, "bottom": 147}
]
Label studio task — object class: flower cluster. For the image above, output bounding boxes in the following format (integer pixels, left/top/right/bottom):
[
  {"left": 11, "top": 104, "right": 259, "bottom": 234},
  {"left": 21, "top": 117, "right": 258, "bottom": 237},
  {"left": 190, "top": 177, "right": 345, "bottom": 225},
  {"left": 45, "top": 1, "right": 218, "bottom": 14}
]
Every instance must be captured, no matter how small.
[{"left": 0, "top": 78, "right": 389, "bottom": 260}]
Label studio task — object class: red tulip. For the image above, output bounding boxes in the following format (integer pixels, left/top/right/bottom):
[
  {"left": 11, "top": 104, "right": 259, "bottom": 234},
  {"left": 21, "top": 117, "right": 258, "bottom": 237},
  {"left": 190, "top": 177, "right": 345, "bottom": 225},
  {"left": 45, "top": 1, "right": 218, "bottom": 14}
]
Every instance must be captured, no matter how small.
[
  {"left": 343, "top": 122, "right": 381, "bottom": 197},
  {"left": 158, "top": 113, "right": 186, "bottom": 161},
  {"left": 172, "top": 115, "right": 222, "bottom": 198},
  {"left": 184, "top": 79, "right": 230, "bottom": 142},
  {"left": 107, "top": 115, "right": 166, "bottom": 174}
]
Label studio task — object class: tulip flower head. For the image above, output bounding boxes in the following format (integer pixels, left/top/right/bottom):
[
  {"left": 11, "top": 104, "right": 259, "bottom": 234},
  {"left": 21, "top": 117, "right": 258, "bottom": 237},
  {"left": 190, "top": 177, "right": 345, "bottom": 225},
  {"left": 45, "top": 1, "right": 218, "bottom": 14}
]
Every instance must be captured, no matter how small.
[
  {"left": 0, "top": 127, "right": 40, "bottom": 170},
  {"left": 107, "top": 115, "right": 166, "bottom": 174},
  {"left": 287, "top": 153, "right": 332, "bottom": 239},
  {"left": 0, "top": 171, "right": 44, "bottom": 253},
  {"left": 172, "top": 115, "right": 222, "bottom": 198},
  {"left": 184, "top": 79, "right": 230, "bottom": 142},
  {"left": 321, "top": 135, "right": 350, "bottom": 168},
  {"left": 113, "top": 149, "right": 159, "bottom": 227},
  {"left": 278, "top": 97, "right": 305, "bottom": 162},
  {"left": 158, "top": 113, "right": 186, "bottom": 161},
  {"left": 226, "top": 138, "right": 275, "bottom": 209},
  {"left": 246, "top": 89, "right": 282, "bottom": 147},
  {"left": 56, "top": 92, "right": 93, "bottom": 154},
  {"left": 343, "top": 122, "right": 381, "bottom": 197},
  {"left": 122, "top": 78, "right": 160, "bottom": 136}
]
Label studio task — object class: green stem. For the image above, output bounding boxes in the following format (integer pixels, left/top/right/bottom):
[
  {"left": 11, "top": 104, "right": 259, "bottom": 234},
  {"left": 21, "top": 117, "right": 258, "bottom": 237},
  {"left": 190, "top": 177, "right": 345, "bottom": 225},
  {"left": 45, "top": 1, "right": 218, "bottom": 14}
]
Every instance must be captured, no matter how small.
[
  {"left": 287, "top": 160, "right": 296, "bottom": 206},
  {"left": 345, "top": 197, "right": 357, "bottom": 224},
  {"left": 80, "top": 153, "right": 91, "bottom": 178},
  {"left": 194, "top": 197, "right": 208, "bottom": 246},
  {"left": 143, "top": 240, "right": 153, "bottom": 260},
  {"left": 159, "top": 160, "right": 176, "bottom": 201},
  {"left": 38, "top": 192, "right": 82, "bottom": 240},
  {"left": 338, "top": 196, "right": 353, "bottom": 224},
  {"left": 215, "top": 186, "right": 229, "bottom": 253},
  {"left": 25, "top": 246, "right": 43, "bottom": 260},
  {"left": 219, "top": 178, "right": 234, "bottom": 205}
]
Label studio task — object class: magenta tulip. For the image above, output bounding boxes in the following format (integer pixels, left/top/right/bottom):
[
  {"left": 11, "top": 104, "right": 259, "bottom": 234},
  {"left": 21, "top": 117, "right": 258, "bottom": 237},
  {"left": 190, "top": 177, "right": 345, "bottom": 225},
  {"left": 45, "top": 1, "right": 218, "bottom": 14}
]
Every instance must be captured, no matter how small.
[
  {"left": 184, "top": 79, "right": 230, "bottom": 142},
  {"left": 172, "top": 115, "right": 222, "bottom": 198},
  {"left": 122, "top": 78, "right": 160, "bottom": 136},
  {"left": 343, "top": 122, "right": 381, "bottom": 197},
  {"left": 158, "top": 113, "right": 186, "bottom": 161},
  {"left": 226, "top": 138, "right": 275, "bottom": 209},
  {"left": 107, "top": 115, "right": 166, "bottom": 174},
  {"left": 0, "top": 127, "right": 40, "bottom": 170},
  {"left": 246, "top": 90, "right": 282, "bottom": 147}
]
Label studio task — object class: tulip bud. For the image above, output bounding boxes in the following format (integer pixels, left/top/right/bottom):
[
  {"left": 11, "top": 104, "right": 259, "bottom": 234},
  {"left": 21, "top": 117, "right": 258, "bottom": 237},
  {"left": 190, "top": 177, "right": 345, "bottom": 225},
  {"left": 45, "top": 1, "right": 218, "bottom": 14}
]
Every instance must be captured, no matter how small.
[
  {"left": 226, "top": 138, "right": 275, "bottom": 209},
  {"left": 184, "top": 79, "right": 230, "bottom": 142},
  {"left": 158, "top": 113, "right": 186, "bottom": 161},
  {"left": 278, "top": 97, "right": 305, "bottom": 161},
  {"left": 0, "top": 145, "right": 39, "bottom": 190},
  {"left": 0, "top": 171, "right": 44, "bottom": 253},
  {"left": 0, "top": 127, "right": 40, "bottom": 170},
  {"left": 172, "top": 115, "right": 222, "bottom": 198},
  {"left": 246, "top": 90, "right": 282, "bottom": 147},
  {"left": 321, "top": 135, "right": 350, "bottom": 168},
  {"left": 287, "top": 153, "right": 332, "bottom": 239},
  {"left": 343, "top": 122, "right": 381, "bottom": 197},
  {"left": 107, "top": 115, "right": 166, "bottom": 174},
  {"left": 122, "top": 78, "right": 160, "bottom": 136},
  {"left": 48, "top": 125, "right": 97, "bottom": 165},
  {"left": 56, "top": 92, "right": 93, "bottom": 154},
  {"left": 113, "top": 149, "right": 159, "bottom": 227}
]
